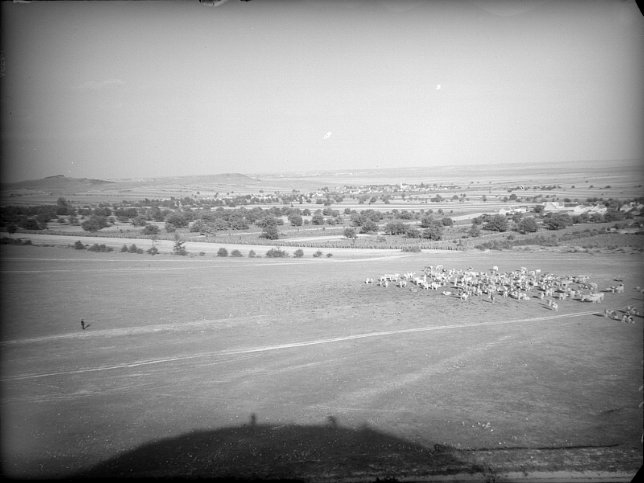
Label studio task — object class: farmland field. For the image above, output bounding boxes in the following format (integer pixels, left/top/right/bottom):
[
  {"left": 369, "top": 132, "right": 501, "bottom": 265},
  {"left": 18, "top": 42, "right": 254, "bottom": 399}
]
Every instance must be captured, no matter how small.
[{"left": 1, "top": 244, "right": 642, "bottom": 480}]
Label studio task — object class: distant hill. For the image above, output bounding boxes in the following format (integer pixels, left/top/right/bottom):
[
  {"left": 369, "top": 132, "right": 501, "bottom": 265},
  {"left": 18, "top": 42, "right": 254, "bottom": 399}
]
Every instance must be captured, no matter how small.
[
  {"left": 1, "top": 173, "right": 260, "bottom": 191},
  {"left": 1, "top": 175, "right": 114, "bottom": 192}
]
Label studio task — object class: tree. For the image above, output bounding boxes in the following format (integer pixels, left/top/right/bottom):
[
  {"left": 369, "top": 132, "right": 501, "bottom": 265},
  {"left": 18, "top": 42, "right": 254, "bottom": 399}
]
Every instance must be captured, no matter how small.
[
  {"left": 469, "top": 224, "right": 481, "bottom": 237},
  {"left": 173, "top": 234, "right": 187, "bottom": 256},
  {"left": 81, "top": 215, "right": 108, "bottom": 232},
  {"left": 132, "top": 215, "right": 148, "bottom": 226},
  {"left": 419, "top": 215, "right": 434, "bottom": 228},
  {"left": 56, "top": 197, "right": 71, "bottom": 215},
  {"left": 422, "top": 222, "right": 443, "bottom": 240},
  {"left": 288, "top": 214, "right": 303, "bottom": 227},
  {"left": 344, "top": 227, "right": 357, "bottom": 239},
  {"left": 384, "top": 221, "right": 407, "bottom": 235},
  {"left": 165, "top": 212, "right": 189, "bottom": 228},
  {"left": 142, "top": 224, "right": 160, "bottom": 235},
  {"left": 518, "top": 217, "right": 539, "bottom": 233},
  {"left": 483, "top": 214, "right": 508, "bottom": 232},
  {"left": 405, "top": 226, "right": 421, "bottom": 238},
  {"left": 294, "top": 248, "right": 304, "bottom": 258},
  {"left": 217, "top": 247, "right": 228, "bottom": 257},
  {"left": 190, "top": 219, "right": 208, "bottom": 233},
  {"left": 543, "top": 213, "right": 572, "bottom": 230},
  {"left": 441, "top": 217, "right": 453, "bottom": 226},
  {"left": 359, "top": 219, "right": 378, "bottom": 233},
  {"left": 311, "top": 213, "right": 325, "bottom": 225},
  {"left": 261, "top": 224, "right": 279, "bottom": 240},
  {"left": 93, "top": 206, "right": 112, "bottom": 217}
]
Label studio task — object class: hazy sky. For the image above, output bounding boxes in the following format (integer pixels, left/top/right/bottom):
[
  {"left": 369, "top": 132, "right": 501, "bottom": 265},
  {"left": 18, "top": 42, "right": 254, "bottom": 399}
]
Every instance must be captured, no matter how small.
[{"left": 1, "top": 0, "right": 643, "bottom": 182}]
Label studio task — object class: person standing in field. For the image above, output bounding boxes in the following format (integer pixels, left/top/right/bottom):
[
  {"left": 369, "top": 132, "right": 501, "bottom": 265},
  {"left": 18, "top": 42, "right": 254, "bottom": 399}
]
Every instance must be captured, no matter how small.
[{"left": 81, "top": 319, "right": 85, "bottom": 330}]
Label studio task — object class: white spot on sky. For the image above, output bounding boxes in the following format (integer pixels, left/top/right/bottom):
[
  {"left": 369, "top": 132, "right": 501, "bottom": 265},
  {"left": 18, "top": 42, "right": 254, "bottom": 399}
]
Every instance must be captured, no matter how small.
[
  {"left": 436, "top": 84, "right": 441, "bottom": 90},
  {"left": 323, "top": 131, "right": 333, "bottom": 140}
]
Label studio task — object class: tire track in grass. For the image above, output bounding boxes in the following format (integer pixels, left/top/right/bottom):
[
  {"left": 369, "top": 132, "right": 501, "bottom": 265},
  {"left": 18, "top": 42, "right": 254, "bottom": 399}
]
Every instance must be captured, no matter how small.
[{"left": 1, "top": 311, "right": 601, "bottom": 382}]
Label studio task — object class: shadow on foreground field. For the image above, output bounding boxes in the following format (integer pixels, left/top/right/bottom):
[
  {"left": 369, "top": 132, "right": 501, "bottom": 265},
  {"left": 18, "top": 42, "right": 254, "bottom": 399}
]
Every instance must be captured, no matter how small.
[{"left": 73, "top": 415, "right": 483, "bottom": 480}]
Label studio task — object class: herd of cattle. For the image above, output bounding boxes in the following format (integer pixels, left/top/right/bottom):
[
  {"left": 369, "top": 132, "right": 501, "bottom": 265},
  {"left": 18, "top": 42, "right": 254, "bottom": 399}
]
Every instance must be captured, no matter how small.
[{"left": 365, "top": 265, "right": 642, "bottom": 323}]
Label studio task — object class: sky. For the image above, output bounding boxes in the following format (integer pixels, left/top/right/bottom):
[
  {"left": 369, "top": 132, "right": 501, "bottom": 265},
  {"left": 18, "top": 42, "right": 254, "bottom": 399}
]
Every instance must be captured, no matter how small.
[{"left": 1, "top": 0, "right": 643, "bottom": 182}]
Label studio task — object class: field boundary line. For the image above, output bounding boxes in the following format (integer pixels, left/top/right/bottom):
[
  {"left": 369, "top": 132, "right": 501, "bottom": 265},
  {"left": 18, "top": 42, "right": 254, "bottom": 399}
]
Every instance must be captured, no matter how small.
[{"left": 1, "top": 310, "right": 601, "bottom": 382}]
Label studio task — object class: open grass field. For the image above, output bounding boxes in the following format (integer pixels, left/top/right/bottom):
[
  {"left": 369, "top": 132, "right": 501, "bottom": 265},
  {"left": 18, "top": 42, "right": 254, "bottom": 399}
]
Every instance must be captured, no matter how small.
[{"left": 1, "top": 244, "right": 642, "bottom": 480}]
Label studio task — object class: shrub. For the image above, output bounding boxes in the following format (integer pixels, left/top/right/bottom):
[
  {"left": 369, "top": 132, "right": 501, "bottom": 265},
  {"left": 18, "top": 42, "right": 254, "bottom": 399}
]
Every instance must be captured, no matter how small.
[
  {"left": 147, "top": 246, "right": 159, "bottom": 255},
  {"left": 326, "top": 252, "right": 333, "bottom": 258},
  {"left": 266, "top": 247, "right": 288, "bottom": 258},
  {"left": 74, "top": 240, "right": 86, "bottom": 250},
  {"left": 313, "top": 250, "right": 323, "bottom": 258},
  {"left": 294, "top": 248, "right": 304, "bottom": 258},
  {"left": 128, "top": 244, "right": 139, "bottom": 253},
  {"left": 401, "top": 246, "right": 421, "bottom": 252},
  {"left": 441, "top": 217, "right": 453, "bottom": 226},
  {"left": 217, "top": 247, "right": 229, "bottom": 257},
  {"left": 248, "top": 250, "right": 256, "bottom": 258},
  {"left": 231, "top": 249, "right": 243, "bottom": 257},
  {"left": 121, "top": 244, "right": 129, "bottom": 252}
]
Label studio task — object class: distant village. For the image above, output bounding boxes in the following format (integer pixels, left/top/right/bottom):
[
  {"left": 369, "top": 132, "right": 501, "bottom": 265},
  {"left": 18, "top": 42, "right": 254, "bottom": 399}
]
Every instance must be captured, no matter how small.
[{"left": 175, "top": 181, "right": 643, "bottom": 219}]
